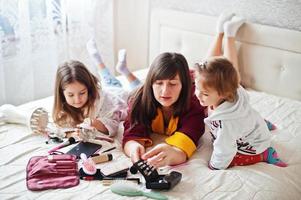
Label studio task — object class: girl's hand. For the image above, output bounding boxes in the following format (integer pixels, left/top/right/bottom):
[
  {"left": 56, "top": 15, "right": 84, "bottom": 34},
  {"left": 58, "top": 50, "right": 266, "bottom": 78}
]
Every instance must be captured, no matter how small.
[
  {"left": 124, "top": 140, "right": 145, "bottom": 163},
  {"left": 142, "top": 143, "right": 187, "bottom": 168},
  {"left": 79, "top": 118, "right": 109, "bottom": 135},
  {"left": 65, "top": 129, "right": 80, "bottom": 140}
]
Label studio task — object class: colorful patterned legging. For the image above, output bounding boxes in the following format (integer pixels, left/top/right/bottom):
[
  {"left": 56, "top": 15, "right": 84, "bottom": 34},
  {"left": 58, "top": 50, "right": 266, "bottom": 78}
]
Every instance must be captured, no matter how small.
[{"left": 228, "top": 152, "right": 263, "bottom": 167}]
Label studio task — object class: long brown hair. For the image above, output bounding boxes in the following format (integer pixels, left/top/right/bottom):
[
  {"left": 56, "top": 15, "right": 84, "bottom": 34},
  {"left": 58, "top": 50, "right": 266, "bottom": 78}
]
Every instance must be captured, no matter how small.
[
  {"left": 194, "top": 56, "right": 239, "bottom": 102},
  {"left": 52, "top": 60, "right": 100, "bottom": 127},
  {"left": 129, "top": 52, "right": 192, "bottom": 131}
]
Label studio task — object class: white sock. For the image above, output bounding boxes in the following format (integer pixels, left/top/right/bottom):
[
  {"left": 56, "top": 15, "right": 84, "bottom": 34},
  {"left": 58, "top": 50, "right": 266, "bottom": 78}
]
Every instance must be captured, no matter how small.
[
  {"left": 216, "top": 12, "right": 235, "bottom": 33},
  {"left": 86, "top": 38, "right": 103, "bottom": 66},
  {"left": 116, "top": 49, "right": 130, "bottom": 75},
  {"left": 224, "top": 16, "right": 245, "bottom": 37}
]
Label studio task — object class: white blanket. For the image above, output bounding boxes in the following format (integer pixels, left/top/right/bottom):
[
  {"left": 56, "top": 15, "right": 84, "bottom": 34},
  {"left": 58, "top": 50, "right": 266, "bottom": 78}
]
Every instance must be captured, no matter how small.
[{"left": 0, "top": 88, "right": 300, "bottom": 199}]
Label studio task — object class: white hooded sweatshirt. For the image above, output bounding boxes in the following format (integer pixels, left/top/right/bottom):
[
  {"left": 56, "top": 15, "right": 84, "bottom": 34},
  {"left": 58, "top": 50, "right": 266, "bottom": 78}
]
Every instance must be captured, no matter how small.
[{"left": 205, "top": 86, "right": 271, "bottom": 169}]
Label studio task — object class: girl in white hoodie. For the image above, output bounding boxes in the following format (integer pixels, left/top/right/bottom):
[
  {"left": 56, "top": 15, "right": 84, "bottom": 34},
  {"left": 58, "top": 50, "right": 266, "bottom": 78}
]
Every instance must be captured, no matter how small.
[{"left": 193, "top": 13, "right": 287, "bottom": 170}]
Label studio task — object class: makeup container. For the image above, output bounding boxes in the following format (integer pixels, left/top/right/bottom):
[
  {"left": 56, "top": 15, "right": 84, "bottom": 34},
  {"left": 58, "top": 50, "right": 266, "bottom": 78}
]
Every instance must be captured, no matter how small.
[{"left": 91, "top": 153, "right": 113, "bottom": 164}]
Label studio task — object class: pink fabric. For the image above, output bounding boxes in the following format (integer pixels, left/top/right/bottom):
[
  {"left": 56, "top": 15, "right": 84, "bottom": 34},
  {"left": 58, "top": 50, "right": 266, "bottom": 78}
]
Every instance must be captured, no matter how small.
[{"left": 26, "top": 154, "right": 79, "bottom": 191}]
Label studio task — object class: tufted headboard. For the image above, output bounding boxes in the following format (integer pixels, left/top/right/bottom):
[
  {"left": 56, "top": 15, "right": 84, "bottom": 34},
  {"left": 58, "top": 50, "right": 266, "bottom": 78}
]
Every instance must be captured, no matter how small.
[{"left": 149, "top": 9, "right": 301, "bottom": 101}]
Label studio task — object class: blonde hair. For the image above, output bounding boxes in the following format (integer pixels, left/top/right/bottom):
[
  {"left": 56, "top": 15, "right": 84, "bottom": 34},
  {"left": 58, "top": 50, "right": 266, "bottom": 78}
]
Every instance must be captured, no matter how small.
[
  {"left": 194, "top": 56, "right": 239, "bottom": 102},
  {"left": 52, "top": 60, "right": 100, "bottom": 127}
]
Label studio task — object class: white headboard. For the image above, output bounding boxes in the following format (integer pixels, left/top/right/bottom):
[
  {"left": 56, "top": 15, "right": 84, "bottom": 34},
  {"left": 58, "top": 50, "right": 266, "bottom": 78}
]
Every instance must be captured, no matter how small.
[{"left": 149, "top": 9, "right": 301, "bottom": 101}]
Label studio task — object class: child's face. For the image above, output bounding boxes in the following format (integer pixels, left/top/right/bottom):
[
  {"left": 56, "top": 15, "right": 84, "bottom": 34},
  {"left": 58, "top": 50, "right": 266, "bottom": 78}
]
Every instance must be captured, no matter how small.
[
  {"left": 152, "top": 74, "right": 182, "bottom": 108},
  {"left": 195, "top": 74, "right": 224, "bottom": 109},
  {"left": 63, "top": 81, "right": 88, "bottom": 109}
]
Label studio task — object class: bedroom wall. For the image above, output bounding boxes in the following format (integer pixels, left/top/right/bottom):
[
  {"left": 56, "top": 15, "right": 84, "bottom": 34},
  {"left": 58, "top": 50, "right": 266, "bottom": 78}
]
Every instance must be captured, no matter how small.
[
  {"left": 114, "top": 0, "right": 301, "bottom": 70},
  {"left": 113, "top": 0, "right": 150, "bottom": 73},
  {"left": 151, "top": 0, "right": 301, "bottom": 32}
]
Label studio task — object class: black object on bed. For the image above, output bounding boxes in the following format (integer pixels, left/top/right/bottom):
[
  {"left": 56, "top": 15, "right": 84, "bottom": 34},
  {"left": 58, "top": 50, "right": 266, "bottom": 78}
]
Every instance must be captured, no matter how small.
[
  {"left": 131, "top": 159, "right": 182, "bottom": 190},
  {"left": 66, "top": 142, "right": 102, "bottom": 158}
]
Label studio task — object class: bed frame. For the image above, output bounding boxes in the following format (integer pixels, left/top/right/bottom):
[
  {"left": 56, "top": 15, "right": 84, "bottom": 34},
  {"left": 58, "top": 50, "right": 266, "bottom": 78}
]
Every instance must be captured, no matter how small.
[{"left": 149, "top": 9, "right": 301, "bottom": 101}]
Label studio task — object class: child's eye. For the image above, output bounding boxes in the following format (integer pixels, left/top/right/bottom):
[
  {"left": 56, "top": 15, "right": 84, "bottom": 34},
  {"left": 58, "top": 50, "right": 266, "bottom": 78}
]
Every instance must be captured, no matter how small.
[
  {"left": 80, "top": 91, "right": 86, "bottom": 96},
  {"left": 68, "top": 94, "right": 74, "bottom": 97}
]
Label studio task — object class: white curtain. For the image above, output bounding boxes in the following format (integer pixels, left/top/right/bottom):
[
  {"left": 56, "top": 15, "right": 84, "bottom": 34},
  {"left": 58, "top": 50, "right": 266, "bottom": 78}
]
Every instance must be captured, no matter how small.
[{"left": 0, "top": 0, "right": 114, "bottom": 105}]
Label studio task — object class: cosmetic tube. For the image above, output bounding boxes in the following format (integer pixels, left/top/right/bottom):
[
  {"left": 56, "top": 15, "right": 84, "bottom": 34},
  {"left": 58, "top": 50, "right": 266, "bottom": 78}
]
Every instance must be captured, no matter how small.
[{"left": 91, "top": 153, "right": 113, "bottom": 164}]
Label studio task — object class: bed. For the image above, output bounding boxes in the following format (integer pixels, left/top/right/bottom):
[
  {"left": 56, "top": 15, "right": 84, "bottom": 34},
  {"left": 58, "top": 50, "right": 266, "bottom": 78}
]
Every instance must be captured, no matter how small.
[{"left": 1, "top": 9, "right": 301, "bottom": 200}]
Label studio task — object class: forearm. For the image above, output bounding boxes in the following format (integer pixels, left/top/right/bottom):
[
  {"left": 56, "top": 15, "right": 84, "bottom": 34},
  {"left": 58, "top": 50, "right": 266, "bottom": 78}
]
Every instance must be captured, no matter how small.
[
  {"left": 168, "top": 146, "right": 187, "bottom": 166},
  {"left": 165, "top": 132, "right": 197, "bottom": 158}
]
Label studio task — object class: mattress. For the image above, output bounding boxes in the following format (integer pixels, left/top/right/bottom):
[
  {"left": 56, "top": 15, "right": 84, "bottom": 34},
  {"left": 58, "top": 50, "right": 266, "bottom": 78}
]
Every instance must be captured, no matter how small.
[{"left": 0, "top": 87, "right": 300, "bottom": 200}]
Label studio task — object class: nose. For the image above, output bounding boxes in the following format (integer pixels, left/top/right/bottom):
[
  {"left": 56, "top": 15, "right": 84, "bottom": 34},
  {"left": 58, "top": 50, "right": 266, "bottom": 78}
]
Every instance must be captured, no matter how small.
[
  {"left": 74, "top": 95, "right": 81, "bottom": 103},
  {"left": 161, "top": 83, "right": 170, "bottom": 95}
]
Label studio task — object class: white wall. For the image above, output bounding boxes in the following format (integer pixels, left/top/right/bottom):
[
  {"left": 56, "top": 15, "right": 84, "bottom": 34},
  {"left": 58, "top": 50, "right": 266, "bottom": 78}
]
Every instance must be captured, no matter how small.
[
  {"left": 113, "top": 0, "right": 301, "bottom": 70},
  {"left": 113, "top": 0, "right": 150, "bottom": 72},
  {"left": 150, "top": 0, "right": 301, "bottom": 32}
]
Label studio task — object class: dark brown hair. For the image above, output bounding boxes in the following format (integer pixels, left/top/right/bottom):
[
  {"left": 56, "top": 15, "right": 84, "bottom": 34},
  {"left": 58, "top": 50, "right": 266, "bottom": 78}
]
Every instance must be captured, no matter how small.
[
  {"left": 194, "top": 56, "right": 239, "bottom": 102},
  {"left": 129, "top": 52, "right": 192, "bottom": 131},
  {"left": 52, "top": 60, "right": 100, "bottom": 127}
]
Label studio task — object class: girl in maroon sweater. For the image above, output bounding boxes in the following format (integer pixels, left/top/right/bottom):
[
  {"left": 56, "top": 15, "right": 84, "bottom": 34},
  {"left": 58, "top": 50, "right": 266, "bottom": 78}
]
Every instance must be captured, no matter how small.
[{"left": 123, "top": 52, "right": 206, "bottom": 168}]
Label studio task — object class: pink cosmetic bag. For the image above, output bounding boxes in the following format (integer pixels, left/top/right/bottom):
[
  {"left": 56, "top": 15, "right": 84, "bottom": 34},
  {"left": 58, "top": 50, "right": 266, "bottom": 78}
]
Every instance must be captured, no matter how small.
[{"left": 26, "top": 154, "right": 79, "bottom": 191}]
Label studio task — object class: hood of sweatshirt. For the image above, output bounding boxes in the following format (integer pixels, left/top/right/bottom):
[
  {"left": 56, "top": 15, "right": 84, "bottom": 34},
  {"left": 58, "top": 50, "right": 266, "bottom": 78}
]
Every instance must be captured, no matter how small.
[{"left": 205, "top": 86, "right": 250, "bottom": 122}]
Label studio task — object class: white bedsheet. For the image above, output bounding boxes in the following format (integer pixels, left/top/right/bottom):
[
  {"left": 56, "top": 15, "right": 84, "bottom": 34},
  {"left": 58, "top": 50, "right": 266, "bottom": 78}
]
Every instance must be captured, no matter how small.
[{"left": 0, "top": 89, "right": 301, "bottom": 200}]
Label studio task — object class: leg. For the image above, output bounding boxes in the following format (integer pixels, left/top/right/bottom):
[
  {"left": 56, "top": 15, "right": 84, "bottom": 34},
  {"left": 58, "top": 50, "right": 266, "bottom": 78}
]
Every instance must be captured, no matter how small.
[
  {"left": 228, "top": 152, "right": 263, "bottom": 167},
  {"left": 206, "top": 12, "right": 235, "bottom": 58},
  {"left": 223, "top": 16, "right": 245, "bottom": 82},
  {"left": 224, "top": 37, "right": 239, "bottom": 74},
  {"left": 86, "top": 38, "right": 122, "bottom": 87},
  {"left": 115, "top": 49, "right": 141, "bottom": 89},
  {"left": 228, "top": 147, "right": 287, "bottom": 168},
  {"left": 263, "top": 147, "right": 287, "bottom": 167},
  {"left": 206, "top": 33, "right": 224, "bottom": 58},
  {"left": 86, "top": 38, "right": 107, "bottom": 69},
  {"left": 264, "top": 119, "right": 277, "bottom": 131}
]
